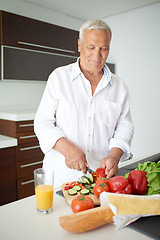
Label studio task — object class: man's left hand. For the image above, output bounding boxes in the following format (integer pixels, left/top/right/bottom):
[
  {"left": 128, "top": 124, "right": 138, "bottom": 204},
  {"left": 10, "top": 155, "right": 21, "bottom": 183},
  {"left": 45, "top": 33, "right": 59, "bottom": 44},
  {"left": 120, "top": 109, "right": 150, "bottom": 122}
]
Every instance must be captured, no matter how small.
[{"left": 100, "top": 148, "right": 124, "bottom": 178}]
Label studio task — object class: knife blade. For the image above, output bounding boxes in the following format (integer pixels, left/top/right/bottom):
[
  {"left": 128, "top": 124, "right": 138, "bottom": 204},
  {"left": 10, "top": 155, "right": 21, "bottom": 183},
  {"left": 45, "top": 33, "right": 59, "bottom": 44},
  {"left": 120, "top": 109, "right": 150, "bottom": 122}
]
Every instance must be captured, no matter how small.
[{"left": 86, "top": 167, "right": 94, "bottom": 174}]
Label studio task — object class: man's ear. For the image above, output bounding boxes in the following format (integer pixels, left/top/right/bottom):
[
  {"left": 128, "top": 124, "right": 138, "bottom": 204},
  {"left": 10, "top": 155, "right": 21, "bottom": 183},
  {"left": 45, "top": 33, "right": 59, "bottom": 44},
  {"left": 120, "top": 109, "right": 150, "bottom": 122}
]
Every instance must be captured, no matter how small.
[{"left": 78, "top": 39, "right": 81, "bottom": 52}]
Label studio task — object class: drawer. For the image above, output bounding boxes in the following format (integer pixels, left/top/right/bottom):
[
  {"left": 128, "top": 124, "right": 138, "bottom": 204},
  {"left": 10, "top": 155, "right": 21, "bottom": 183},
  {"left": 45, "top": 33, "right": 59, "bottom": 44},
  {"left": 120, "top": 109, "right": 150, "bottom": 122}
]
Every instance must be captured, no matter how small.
[
  {"left": 0, "top": 147, "right": 16, "bottom": 184},
  {"left": 16, "top": 120, "right": 34, "bottom": 133},
  {"left": 16, "top": 158, "right": 43, "bottom": 178},
  {"left": 16, "top": 131, "right": 37, "bottom": 144},
  {"left": 0, "top": 180, "right": 17, "bottom": 206},
  {"left": 17, "top": 175, "right": 35, "bottom": 199},
  {"left": 16, "top": 141, "right": 44, "bottom": 161}
]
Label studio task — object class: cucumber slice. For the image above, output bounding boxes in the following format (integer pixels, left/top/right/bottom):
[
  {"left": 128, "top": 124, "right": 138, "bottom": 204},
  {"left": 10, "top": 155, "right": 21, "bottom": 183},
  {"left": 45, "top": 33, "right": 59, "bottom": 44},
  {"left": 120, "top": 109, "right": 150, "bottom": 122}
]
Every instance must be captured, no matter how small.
[
  {"left": 90, "top": 189, "right": 94, "bottom": 194},
  {"left": 81, "top": 176, "right": 91, "bottom": 184},
  {"left": 72, "top": 185, "right": 81, "bottom": 191},
  {"left": 85, "top": 184, "right": 93, "bottom": 190},
  {"left": 80, "top": 188, "right": 90, "bottom": 195},
  {"left": 88, "top": 173, "right": 94, "bottom": 183},
  {"left": 68, "top": 188, "right": 77, "bottom": 195},
  {"left": 77, "top": 181, "right": 85, "bottom": 185}
]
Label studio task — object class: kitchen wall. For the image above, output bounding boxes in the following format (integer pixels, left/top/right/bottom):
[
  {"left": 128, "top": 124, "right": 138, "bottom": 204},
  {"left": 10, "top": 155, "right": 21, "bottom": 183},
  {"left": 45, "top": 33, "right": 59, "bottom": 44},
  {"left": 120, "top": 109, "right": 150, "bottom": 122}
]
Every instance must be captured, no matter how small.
[
  {"left": 103, "top": 2, "right": 160, "bottom": 159},
  {"left": 0, "top": 0, "right": 160, "bottom": 160}
]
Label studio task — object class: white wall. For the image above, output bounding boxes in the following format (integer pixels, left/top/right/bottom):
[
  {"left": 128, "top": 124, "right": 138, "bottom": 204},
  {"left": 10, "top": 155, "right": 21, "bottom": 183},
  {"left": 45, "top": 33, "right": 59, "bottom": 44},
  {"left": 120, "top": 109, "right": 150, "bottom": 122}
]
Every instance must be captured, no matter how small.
[
  {"left": 0, "top": 0, "right": 160, "bottom": 160},
  {"left": 0, "top": 0, "right": 83, "bottom": 108},
  {"left": 103, "top": 2, "right": 160, "bottom": 159}
]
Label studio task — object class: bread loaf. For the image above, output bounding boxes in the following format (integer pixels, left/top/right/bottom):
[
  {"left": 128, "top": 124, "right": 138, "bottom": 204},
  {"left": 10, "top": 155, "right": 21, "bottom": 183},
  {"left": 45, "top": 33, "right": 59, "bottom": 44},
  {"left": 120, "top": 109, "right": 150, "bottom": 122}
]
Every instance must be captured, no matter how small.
[{"left": 59, "top": 206, "right": 114, "bottom": 233}]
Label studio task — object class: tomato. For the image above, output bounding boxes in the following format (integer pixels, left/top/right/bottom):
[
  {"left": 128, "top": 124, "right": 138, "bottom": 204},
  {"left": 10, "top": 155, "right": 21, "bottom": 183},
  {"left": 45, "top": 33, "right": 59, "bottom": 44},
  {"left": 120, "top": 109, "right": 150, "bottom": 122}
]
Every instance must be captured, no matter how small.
[
  {"left": 95, "top": 168, "right": 106, "bottom": 178},
  {"left": 71, "top": 195, "right": 94, "bottom": 213},
  {"left": 108, "top": 176, "right": 132, "bottom": 194},
  {"left": 93, "top": 183, "right": 110, "bottom": 198},
  {"left": 95, "top": 177, "right": 109, "bottom": 185}
]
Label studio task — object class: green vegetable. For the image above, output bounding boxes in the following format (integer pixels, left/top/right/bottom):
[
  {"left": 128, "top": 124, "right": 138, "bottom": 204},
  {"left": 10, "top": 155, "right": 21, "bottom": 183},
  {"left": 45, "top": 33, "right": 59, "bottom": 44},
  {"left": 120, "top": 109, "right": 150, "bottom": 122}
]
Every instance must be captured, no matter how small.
[
  {"left": 124, "top": 161, "right": 160, "bottom": 195},
  {"left": 68, "top": 188, "right": 77, "bottom": 195},
  {"left": 72, "top": 185, "right": 81, "bottom": 191},
  {"left": 80, "top": 188, "right": 90, "bottom": 195}
]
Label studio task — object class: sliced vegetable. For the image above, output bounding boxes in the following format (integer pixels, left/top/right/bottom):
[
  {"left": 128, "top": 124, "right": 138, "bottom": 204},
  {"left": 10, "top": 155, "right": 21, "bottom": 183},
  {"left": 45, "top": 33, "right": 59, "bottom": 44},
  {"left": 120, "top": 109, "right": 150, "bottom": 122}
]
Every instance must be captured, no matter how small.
[
  {"left": 72, "top": 185, "right": 81, "bottom": 191},
  {"left": 88, "top": 173, "right": 94, "bottom": 183},
  {"left": 81, "top": 176, "right": 91, "bottom": 184},
  {"left": 68, "top": 188, "right": 77, "bottom": 195},
  {"left": 80, "top": 188, "right": 90, "bottom": 195}
]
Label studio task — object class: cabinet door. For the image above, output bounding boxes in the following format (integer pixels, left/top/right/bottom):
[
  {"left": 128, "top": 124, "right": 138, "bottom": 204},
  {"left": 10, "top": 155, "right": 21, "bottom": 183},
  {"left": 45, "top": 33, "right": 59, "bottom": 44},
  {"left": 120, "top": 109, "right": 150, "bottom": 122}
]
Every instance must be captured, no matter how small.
[
  {"left": 0, "top": 147, "right": 16, "bottom": 183},
  {"left": 0, "top": 180, "right": 17, "bottom": 206},
  {"left": 0, "top": 147, "right": 17, "bottom": 205},
  {"left": 2, "top": 11, "right": 79, "bottom": 55}
]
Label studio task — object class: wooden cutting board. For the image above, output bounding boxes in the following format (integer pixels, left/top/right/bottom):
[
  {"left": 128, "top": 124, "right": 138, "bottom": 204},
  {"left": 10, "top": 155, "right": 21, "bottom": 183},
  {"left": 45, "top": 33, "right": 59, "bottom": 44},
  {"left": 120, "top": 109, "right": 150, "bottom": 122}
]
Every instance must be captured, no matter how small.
[{"left": 61, "top": 183, "right": 100, "bottom": 206}]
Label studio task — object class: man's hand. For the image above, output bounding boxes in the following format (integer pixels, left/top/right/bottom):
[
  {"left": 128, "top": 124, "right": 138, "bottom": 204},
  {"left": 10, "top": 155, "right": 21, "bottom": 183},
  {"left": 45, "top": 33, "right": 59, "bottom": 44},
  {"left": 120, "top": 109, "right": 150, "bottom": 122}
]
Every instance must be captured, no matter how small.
[
  {"left": 53, "top": 137, "right": 89, "bottom": 174},
  {"left": 100, "top": 148, "right": 123, "bottom": 178}
]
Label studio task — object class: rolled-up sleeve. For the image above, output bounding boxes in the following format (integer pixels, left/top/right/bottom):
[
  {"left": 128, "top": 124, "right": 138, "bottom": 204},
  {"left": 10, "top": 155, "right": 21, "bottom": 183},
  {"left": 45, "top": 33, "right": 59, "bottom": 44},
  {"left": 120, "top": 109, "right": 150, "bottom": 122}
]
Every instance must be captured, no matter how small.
[{"left": 34, "top": 75, "right": 65, "bottom": 154}]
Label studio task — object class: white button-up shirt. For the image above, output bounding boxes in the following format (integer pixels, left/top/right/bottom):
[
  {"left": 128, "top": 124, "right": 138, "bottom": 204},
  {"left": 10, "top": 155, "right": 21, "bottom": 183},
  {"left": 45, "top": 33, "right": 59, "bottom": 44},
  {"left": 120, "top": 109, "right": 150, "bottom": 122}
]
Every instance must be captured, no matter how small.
[{"left": 34, "top": 59, "right": 134, "bottom": 187}]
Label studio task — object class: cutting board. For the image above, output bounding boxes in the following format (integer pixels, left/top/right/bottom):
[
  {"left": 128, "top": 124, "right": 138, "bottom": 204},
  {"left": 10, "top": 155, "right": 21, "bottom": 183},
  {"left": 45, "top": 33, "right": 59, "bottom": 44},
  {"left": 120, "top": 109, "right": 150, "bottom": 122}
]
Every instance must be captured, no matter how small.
[{"left": 61, "top": 183, "right": 100, "bottom": 206}]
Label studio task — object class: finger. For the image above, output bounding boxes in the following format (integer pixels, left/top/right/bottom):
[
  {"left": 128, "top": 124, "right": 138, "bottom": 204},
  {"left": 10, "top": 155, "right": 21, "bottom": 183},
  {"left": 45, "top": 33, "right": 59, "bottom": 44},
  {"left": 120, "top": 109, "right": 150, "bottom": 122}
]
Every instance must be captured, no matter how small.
[{"left": 106, "top": 165, "right": 118, "bottom": 178}]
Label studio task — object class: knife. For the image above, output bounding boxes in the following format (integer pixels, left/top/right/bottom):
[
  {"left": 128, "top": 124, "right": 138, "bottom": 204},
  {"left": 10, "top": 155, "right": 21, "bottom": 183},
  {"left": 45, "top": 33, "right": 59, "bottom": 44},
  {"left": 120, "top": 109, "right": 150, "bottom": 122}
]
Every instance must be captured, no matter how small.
[{"left": 86, "top": 167, "right": 94, "bottom": 174}]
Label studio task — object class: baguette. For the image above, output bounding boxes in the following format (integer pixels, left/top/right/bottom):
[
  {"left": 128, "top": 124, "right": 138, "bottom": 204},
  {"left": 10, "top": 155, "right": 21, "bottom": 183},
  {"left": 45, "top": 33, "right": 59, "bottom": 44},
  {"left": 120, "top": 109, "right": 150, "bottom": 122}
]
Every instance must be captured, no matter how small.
[{"left": 59, "top": 206, "right": 114, "bottom": 233}]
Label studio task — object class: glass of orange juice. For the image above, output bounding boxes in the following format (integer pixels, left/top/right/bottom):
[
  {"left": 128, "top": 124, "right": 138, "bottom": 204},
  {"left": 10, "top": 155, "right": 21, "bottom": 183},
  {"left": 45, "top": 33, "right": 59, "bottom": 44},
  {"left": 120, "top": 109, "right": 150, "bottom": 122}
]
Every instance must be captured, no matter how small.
[{"left": 34, "top": 168, "right": 54, "bottom": 214}]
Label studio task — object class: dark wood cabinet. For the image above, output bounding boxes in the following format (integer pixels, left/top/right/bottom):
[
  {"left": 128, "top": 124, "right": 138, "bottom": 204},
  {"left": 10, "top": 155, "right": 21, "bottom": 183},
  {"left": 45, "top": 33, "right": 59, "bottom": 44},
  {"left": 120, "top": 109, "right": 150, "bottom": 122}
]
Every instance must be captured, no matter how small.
[
  {"left": 0, "top": 147, "right": 17, "bottom": 206},
  {"left": 1, "top": 11, "right": 79, "bottom": 54},
  {"left": 0, "top": 10, "right": 79, "bottom": 81},
  {"left": 0, "top": 119, "right": 44, "bottom": 200}
]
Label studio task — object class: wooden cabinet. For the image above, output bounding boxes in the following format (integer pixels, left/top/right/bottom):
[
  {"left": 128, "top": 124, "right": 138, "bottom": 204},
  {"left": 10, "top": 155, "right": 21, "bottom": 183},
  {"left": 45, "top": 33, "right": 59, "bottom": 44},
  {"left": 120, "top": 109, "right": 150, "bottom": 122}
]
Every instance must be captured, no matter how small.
[
  {"left": 0, "top": 10, "right": 79, "bottom": 81},
  {"left": 0, "top": 147, "right": 17, "bottom": 206},
  {"left": 0, "top": 119, "right": 43, "bottom": 200}
]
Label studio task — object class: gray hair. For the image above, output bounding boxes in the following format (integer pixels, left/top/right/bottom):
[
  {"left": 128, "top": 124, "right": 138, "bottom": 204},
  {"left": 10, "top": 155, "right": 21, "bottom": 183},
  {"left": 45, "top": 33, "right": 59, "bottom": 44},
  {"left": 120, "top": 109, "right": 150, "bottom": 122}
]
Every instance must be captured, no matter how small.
[{"left": 79, "top": 19, "right": 112, "bottom": 42}]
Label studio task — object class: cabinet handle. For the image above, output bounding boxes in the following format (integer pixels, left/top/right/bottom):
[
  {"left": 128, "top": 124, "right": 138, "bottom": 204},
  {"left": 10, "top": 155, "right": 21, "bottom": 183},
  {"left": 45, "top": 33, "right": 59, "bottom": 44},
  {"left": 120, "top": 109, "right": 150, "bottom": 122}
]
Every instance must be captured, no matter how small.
[
  {"left": 20, "top": 145, "right": 40, "bottom": 151},
  {"left": 21, "top": 179, "right": 34, "bottom": 185},
  {"left": 20, "top": 134, "right": 36, "bottom": 139},
  {"left": 20, "top": 161, "right": 43, "bottom": 168},
  {"left": 18, "top": 41, "right": 75, "bottom": 54},
  {"left": 19, "top": 123, "right": 34, "bottom": 127}
]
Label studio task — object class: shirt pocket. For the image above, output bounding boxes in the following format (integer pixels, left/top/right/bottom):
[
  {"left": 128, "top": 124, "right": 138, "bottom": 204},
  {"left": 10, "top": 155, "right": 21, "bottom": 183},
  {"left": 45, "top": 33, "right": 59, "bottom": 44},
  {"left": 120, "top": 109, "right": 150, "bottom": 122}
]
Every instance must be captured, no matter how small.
[{"left": 101, "top": 100, "right": 122, "bottom": 129}]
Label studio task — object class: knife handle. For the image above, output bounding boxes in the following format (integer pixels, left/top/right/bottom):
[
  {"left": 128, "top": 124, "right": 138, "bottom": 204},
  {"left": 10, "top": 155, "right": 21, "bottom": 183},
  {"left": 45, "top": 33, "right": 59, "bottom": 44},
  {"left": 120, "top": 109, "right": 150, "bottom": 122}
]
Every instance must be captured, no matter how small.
[{"left": 59, "top": 206, "right": 114, "bottom": 233}]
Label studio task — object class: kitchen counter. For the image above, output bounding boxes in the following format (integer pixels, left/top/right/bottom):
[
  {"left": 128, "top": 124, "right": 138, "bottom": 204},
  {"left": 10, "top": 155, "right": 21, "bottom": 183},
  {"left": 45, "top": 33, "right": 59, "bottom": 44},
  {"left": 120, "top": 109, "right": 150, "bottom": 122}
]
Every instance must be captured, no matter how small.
[
  {"left": 0, "top": 134, "right": 17, "bottom": 149},
  {"left": 0, "top": 105, "right": 37, "bottom": 121},
  {"left": 0, "top": 191, "right": 154, "bottom": 240}
]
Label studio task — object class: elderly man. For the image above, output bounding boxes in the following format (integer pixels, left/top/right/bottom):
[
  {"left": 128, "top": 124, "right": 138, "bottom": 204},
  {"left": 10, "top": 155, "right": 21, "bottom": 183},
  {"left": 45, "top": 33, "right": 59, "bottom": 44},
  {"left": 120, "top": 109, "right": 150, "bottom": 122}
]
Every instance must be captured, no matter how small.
[{"left": 34, "top": 19, "right": 134, "bottom": 188}]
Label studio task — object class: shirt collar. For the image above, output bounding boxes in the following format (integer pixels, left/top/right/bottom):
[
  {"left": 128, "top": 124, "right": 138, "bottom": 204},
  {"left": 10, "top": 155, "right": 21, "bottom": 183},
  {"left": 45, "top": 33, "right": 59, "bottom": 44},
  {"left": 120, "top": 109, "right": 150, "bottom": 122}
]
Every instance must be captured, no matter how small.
[{"left": 71, "top": 58, "right": 112, "bottom": 84}]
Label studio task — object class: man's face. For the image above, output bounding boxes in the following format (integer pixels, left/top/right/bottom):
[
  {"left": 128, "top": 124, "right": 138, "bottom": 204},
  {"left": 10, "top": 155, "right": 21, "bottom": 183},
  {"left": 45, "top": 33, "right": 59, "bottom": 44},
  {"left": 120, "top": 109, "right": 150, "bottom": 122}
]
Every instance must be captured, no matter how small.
[{"left": 78, "top": 29, "right": 111, "bottom": 74}]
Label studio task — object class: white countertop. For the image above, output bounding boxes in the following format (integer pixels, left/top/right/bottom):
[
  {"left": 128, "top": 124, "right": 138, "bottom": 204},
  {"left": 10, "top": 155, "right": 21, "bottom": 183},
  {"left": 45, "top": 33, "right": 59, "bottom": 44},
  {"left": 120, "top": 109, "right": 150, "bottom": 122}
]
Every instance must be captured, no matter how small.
[
  {"left": 0, "top": 105, "right": 37, "bottom": 121},
  {"left": 0, "top": 192, "right": 154, "bottom": 240},
  {"left": 0, "top": 134, "right": 17, "bottom": 149}
]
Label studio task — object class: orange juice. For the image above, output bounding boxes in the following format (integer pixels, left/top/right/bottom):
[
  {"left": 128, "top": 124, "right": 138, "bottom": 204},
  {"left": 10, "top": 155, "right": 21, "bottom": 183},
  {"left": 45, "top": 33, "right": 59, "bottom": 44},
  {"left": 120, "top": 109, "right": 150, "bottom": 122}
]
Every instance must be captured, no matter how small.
[{"left": 35, "top": 184, "right": 53, "bottom": 210}]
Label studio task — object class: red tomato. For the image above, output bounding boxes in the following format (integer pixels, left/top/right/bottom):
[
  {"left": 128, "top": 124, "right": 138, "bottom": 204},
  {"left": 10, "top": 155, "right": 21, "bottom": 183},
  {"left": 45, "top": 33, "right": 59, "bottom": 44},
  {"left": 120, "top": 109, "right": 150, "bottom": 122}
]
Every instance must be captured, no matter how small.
[
  {"left": 71, "top": 195, "right": 94, "bottom": 213},
  {"left": 93, "top": 183, "right": 110, "bottom": 198},
  {"left": 108, "top": 176, "right": 130, "bottom": 193},
  {"left": 95, "top": 177, "right": 109, "bottom": 185},
  {"left": 95, "top": 168, "right": 106, "bottom": 178}
]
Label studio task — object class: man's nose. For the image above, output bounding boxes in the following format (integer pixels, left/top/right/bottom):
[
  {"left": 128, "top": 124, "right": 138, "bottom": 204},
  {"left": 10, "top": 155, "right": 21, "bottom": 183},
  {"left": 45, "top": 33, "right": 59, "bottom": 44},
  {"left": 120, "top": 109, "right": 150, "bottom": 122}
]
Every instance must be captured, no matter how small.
[{"left": 94, "top": 49, "right": 102, "bottom": 59}]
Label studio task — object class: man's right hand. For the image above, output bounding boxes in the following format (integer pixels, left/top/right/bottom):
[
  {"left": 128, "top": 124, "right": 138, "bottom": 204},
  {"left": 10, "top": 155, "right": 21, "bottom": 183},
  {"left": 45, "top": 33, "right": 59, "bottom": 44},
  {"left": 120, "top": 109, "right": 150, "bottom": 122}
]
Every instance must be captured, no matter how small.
[{"left": 53, "top": 137, "right": 88, "bottom": 174}]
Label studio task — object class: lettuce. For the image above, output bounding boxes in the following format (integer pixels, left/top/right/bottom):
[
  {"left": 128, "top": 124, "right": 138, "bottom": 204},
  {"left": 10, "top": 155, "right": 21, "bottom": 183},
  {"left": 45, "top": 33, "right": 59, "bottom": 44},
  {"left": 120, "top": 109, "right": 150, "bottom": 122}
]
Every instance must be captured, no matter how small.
[
  {"left": 124, "top": 161, "right": 160, "bottom": 195},
  {"left": 138, "top": 161, "right": 160, "bottom": 195}
]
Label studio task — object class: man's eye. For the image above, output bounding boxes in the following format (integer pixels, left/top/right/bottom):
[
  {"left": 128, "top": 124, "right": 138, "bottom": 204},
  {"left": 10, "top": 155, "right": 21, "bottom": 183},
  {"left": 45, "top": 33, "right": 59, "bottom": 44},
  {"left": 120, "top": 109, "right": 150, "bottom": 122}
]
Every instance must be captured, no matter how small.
[{"left": 88, "top": 47, "right": 94, "bottom": 50}]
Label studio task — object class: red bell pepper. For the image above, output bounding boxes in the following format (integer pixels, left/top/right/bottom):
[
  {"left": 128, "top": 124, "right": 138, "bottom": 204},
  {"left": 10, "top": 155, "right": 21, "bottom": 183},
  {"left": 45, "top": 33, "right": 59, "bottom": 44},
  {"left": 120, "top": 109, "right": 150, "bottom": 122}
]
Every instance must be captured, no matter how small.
[
  {"left": 128, "top": 170, "right": 148, "bottom": 195},
  {"left": 108, "top": 176, "right": 132, "bottom": 194}
]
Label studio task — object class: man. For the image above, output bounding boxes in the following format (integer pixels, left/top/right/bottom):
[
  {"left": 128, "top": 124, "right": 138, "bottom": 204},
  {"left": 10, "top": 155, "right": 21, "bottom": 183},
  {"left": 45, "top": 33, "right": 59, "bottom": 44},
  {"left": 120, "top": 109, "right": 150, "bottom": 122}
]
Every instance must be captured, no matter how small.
[{"left": 34, "top": 19, "right": 134, "bottom": 188}]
